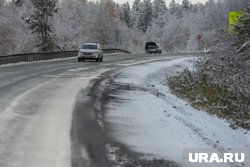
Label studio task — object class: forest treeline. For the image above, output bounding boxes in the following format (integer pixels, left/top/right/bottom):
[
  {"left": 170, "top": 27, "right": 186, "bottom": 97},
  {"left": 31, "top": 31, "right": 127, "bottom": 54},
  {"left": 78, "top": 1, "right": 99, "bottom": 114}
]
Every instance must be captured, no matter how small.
[{"left": 0, "top": 0, "right": 248, "bottom": 55}]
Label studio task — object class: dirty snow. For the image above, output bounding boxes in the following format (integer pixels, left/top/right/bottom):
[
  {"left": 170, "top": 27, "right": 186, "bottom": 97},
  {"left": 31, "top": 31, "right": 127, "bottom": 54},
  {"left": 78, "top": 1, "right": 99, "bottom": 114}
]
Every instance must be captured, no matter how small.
[{"left": 106, "top": 57, "right": 250, "bottom": 165}]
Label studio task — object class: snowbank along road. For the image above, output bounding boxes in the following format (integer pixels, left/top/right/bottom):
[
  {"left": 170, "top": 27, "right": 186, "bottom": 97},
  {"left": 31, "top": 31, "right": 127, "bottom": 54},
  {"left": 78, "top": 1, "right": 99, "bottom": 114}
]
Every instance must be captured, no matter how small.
[{"left": 0, "top": 53, "right": 248, "bottom": 167}]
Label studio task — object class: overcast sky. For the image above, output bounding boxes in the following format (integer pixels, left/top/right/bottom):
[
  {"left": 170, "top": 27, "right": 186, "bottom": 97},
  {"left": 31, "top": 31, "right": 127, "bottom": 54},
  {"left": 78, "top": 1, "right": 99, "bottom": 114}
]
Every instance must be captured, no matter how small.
[{"left": 114, "top": 0, "right": 208, "bottom": 6}]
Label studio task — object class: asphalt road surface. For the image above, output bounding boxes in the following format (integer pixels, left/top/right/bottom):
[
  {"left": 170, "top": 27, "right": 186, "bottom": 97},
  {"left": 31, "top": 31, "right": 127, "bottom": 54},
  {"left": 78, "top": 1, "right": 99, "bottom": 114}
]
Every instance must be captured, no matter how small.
[{"left": 0, "top": 53, "right": 190, "bottom": 167}]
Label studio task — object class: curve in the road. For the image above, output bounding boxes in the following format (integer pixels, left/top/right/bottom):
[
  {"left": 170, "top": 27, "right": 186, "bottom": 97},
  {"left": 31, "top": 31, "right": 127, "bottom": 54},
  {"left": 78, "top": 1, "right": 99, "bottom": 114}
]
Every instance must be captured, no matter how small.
[{"left": 0, "top": 53, "right": 192, "bottom": 167}]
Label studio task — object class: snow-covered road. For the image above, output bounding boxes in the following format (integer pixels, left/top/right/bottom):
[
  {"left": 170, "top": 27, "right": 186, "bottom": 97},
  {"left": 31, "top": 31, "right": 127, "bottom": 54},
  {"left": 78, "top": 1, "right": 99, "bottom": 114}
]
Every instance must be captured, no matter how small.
[
  {"left": 0, "top": 53, "right": 187, "bottom": 167},
  {"left": 1, "top": 54, "right": 248, "bottom": 167},
  {"left": 104, "top": 58, "right": 250, "bottom": 166},
  {"left": 0, "top": 65, "right": 102, "bottom": 167}
]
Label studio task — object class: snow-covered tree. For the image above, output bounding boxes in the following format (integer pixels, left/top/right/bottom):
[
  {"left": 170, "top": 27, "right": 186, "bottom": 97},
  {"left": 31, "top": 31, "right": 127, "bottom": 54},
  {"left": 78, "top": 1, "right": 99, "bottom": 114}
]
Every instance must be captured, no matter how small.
[
  {"left": 131, "top": 0, "right": 140, "bottom": 29},
  {"left": 0, "top": 0, "right": 5, "bottom": 7},
  {"left": 162, "top": 16, "right": 190, "bottom": 51},
  {"left": 94, "top": 0, "right": 117, "bottom": 47},
  {"left": 234, "top": 2, "right": 250, "bottom": 44},
  {"left": 182, "top": 0, "right": 189, "bottom": 10},
  {"left": 152, "top": 0, "right": 166, "bottom": 19},
  {"left": 26, "top": 0, "right": 58, "bottom": 51},
  {"left": 12, "top": 0, "right": 23, "bottom": 7},
  {"left": 169, "top": 0, "right": 183, "bottom": 18},
  {"left": 0, "top": 0, "right": 249, "bottom": 55},
  {"left": 0, "top": 13, "right": 14, "bottom": 55},
  {"left": 120, "top": 2, "right": 131, "bottom": 28},
  {"left": 148, "top": 0, "right": 167, "bottom": 39},
  {"left": 0, "top": 1, "right": 33, "bottom": 55},
  {"left": 52, "top": 0, "right": 96, "bottom": 49},
  {"left": 78, "top": 0, "right": 87, "bottom": 5},
  {"left": 169, "top": 0, "right": 176, "bottom": 14},
  {"left": 137, "top": 0, "right": 152, "bottom": 32}
]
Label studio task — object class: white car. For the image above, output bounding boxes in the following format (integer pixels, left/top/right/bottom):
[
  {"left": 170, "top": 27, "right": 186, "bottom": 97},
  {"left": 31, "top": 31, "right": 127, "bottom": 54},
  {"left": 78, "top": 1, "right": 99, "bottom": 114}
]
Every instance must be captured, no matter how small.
[{"left": 78, "top": 43, "right": 103, "bottom": 62}]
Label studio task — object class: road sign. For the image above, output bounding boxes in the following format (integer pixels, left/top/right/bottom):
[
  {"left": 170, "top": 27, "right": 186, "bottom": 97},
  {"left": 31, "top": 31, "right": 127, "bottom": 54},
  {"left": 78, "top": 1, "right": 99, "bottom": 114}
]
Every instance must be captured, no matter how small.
[{"left": 228, "top": 11, "right": 244, "bottom": 33}]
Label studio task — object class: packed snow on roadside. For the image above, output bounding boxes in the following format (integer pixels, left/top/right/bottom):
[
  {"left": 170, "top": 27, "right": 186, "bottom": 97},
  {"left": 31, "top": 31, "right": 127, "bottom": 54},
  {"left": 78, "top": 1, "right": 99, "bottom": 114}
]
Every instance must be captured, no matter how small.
[{"left": 105, "top": 57, "right": 250, "bottom": 165}]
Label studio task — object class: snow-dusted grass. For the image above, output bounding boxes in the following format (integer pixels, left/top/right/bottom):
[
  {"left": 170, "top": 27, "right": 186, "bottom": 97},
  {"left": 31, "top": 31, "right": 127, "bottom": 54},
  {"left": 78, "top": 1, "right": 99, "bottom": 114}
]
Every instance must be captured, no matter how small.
[
  {"left": 168, "top": 71, "right": 250, "bottom": 129},
  {"left": 105, "top": 58, "right": 250, "bottom": 165}
]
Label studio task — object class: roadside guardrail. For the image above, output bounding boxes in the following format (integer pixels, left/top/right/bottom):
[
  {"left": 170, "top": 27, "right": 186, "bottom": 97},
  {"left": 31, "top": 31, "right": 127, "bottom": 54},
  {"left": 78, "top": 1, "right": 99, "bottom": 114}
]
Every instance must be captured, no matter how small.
[{"left": 0, "top": 49, "right": 131, "bottom": 65}]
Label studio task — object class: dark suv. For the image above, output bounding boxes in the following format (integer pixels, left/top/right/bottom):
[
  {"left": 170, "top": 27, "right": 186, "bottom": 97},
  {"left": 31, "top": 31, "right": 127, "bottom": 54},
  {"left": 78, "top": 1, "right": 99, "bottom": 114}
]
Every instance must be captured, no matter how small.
[{"left": 145, "top": 42, "right": 162, "bottom": 54}]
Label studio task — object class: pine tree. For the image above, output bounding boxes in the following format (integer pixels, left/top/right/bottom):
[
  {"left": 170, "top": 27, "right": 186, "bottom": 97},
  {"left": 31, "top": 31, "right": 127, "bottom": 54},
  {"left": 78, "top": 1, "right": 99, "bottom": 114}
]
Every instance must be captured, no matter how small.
[
  {"left": 131, "top": 0, "right": 140, "bottom": 29},
  {"left": 169, "top": 0, "right": 176, "bottom": 14},
  {"left": 26, "top": 0, "right": 58, "bottom": 51},
  {"left": 137, "top": 0, "right": 152, "bottom": 32},
  {"left": 152, "top": 0, "right": 166, "bottom": 19},
  {"left": 12, "top": 0, "right": 23, "bottom": 7},
  {"left": 182, "top": 0, "right": 189, "bottom": 10},
  {"left": 122, "top": 2, "right": 131, "bottom": 28},
  {"left": 118, "top": 4, "right": 124, "bottom": 20},
  {"left": 0, "top": 0, "right": 5, "bottom": 7},
  {"left": 169, "top": 0, "right": 183, "bottom": 19}
]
